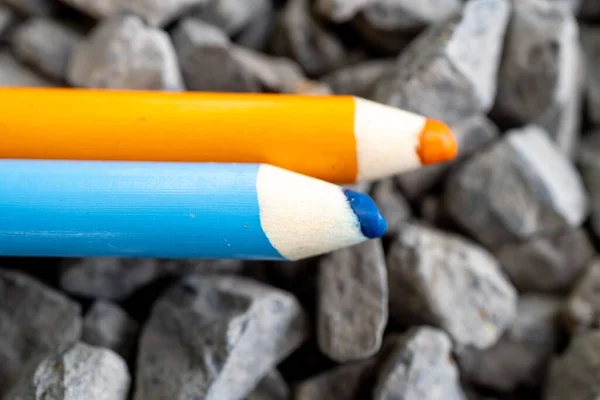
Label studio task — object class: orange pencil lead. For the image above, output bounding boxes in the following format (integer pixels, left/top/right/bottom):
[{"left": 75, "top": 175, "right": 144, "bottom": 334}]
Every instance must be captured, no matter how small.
[{"left": 417, "top": 119, "right": 459, "bottom": 165}]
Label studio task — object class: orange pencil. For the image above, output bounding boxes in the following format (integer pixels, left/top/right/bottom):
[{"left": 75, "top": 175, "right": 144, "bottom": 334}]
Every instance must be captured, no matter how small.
[{"left": 0, "top": 87, "right": 457, "bottom": 183}]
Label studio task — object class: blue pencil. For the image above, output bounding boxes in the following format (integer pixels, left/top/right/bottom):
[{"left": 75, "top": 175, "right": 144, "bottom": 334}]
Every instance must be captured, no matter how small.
[{"left": 0, "top": 160, "right": 387, "bottom": 261}]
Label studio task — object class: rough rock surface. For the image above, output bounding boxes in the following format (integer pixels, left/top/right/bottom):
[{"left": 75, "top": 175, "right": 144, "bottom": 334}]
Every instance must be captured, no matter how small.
[
  {"left": 82, "top": 300, "right": 139, "bottom": 363},
  {"left": 322, "top": 59, "right": 393, "bottom": 97},
  {"left": 60, "top": 257, "right": 242, "bottom": 300},
  {"left": 173, "top": 18, "right": 259, "bottom": 92},
  {"left": 58, "top": 0, "right": 206, "bottom": 27},
  {"left": 495, "top": 0, "right": 579, "bottom": 125},
  {"left": 246, "top": 370, "right": 290, "bottom": 400},
  {"left": 0, "top": 51, "right": 57, "bottom": 86},
  {"left": 0, "top": 5, "right": 15, "bottom": 40},
  {"left": 370, "top": 179, "right": 411, "bottom": 234},
  {"left": 545, "top": 330, "right": 600, "bottom": 400},
  {"left": 395, "top": 115, "right": 500, "bottom": 200},
  {"left": 444, "top": 125, "right": 588, "bottom": 249},
  {"left": 371, "top": 0, "right": 511, "bottom": 124},
  {"left": 317, "top": 239, "right": 388, "bottom": 362},
  {"left": 134, "top": 275, "right": 309, "bottom": 400},
  {"left": 565, "top": 258, "right": 600, "bottom": 334},
  {"left": 373, "top": 327, "right": 466, "bottom": 400},
  {"left": 495, "top": 228, "right": 595, "bottom": 292},
  {"left": 12, "top": 18, "right": 81, "bottom": 81},
  {"left": 294, "top": 358, "right": 380, "bottom": 400},
  {"left": 356, "top": 0, "right": 462, "bottom": 32},
  {"left": 386, "top": 222, "right": 517, "bottom": 349},
  {"left": 4, "top": 342, "right": 131, "bottom": 400},
  {"left": 578, "top": 130, "right": 600, "bottom": 241},
  {"left": 0, "top": 269, "right": 82, "bottom": 396},
  {"left": 581, "top": 26, "right": 600, "bottom": 125},
  {"left": 67, "top": 14, "right": 184, "bottom": 90},
  {"left": 193, "top": 0, "right": 272, "bottom": 35},
  {"left": 4, "top": 0, "right": 56, "bottom": 16},
  {"left": 269, "top": 0, "right": 358, "bottom": 77},
  {"left": 457, "top": 295, "right": 561, "bottom": 392}
]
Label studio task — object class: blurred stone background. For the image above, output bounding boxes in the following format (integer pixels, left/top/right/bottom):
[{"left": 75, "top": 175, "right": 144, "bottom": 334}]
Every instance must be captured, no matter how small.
[{"left": 1, "top": 0, "right": 600, "bottom": 399}]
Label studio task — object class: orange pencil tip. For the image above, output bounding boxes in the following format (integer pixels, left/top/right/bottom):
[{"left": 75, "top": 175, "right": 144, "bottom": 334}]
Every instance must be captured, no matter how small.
[{"left": 417, "top": 119, "right": 458, "bottom": 165}]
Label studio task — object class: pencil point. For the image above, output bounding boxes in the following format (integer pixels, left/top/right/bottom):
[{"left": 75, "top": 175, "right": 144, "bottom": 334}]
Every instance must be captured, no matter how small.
[
  {"left": 417, "top": 119, "right": 458, "bottom": 165},
  {"left": 343, "top": 189, "right": 388, "bottom": 239}
]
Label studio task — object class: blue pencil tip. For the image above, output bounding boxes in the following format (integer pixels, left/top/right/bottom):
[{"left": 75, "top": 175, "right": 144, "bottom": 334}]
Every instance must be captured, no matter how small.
[{"left": 343, "top": 189, "right": 388, "bottom": 239}]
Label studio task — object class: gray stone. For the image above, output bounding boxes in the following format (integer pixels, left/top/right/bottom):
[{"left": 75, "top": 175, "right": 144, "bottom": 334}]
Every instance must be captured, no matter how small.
[
  {"left": 67, "top": 14, "right": 184, "bottom": 90},
  {"left": 370, "top": 179, "right": 411, "bottom": 234},
  {"left": 82, "top": 300, "right": 139, "bottom": 363},
  {"left": 322, "top": 59, "right": 394, "bottom": 97},
  {"left": 317, "top": 239, "right": 388, "bottom": 362},
  {"left": 581, "top": 25, "right": 600, "bottom": 126},
  {"left": 60, "top": 257, "right": 242, "bottom": 301},
  {"left": 533, "top": 39, "right": 583, "bottom": 158},
  {"left": 314, "top": 0, "right": 370, "bottom": 22},
  {"left": 420, "top": 196, "right": 443, "bottom": 226},
  {"left": 357, "top": 0, "right": 462, "bottom": 32},
  {"left": 4, "top": 0, "right": 56, "bottom": 15},
  {"left": 229, "top": 46, "right": 308, "bottom": 93},
  {"left": 350, "top": 0, "right": 461, "bottom": 53},
  {"left": 58, "top": 0, "right": 206, "bottom": 27},
  {"left": 134, "top": 274, "right": 309, "bottom": 400},
  {"left": 444, "top": 125, "right": 589, "bottom": 249},
  {"left": 12, "top": 18, "right": 81, "bottom": 81},
  {"left": 0, "top": 51, "right": 57, "bottom": 86},
  {"left": 495, "top": 228, "right": 595, "bottom": 292},
  {"left": 294, "top": 353, "right": 385, "bottom": 400},
  {"left": 293, "top": 79, "right": 332, "bottom": 95},
  {"left": 0, "top": 5, "right": 15, "bottom": 40},
  {"left": 495, "top": 0, "right": 579, "bottom": 126},
  {"left": 355, "top": 21, "right": 415, "bottom": 55},
  {"left": 386, "top": 222, "right": 517, "bottom": 349},
  {"left": 174, "top": 18, "right": 312, "bottom": 93},
  {"left": 548, "top": 0, "right": 582, "bottom": 13},
  {"left": 269, "top": 0, "right": 359, "bottom": 77},
  {"left": 564, "top": 258, "right": 600, "bottom": 334},
  {"left": 0, "top": 269, "right": 82, "bottom": 396},
  {"left": 234, "top": 1, "right": 276, "bottom": 51},
  {"left": 172, "top": 18, "right": 260, "bottom": 92},
  {"left": 373, "top": 327, "right": 466, "bottom": 400},
  {"left": 4, "top": 342, "right": 130, "bottom": 400},
  {"left": 246, "top": 370, "right": 290, "bottom": 400},
  {"left": 395, "top": 115, "right": 500, "bottom": 200},
  {"left": 457, "top": 295, "right": 561, "bottom": 392},
  {"left": 545, "top": 330, "right": 600, "bottom": 400},
  {"left": 371, "top": 0, "right": 510, "bottom": 124},
  {"left": 193, "top": 0, "right": 272, "bottom": 35},
  {"left": 578, "top": 130, "right": 600, "bottom": 241}
]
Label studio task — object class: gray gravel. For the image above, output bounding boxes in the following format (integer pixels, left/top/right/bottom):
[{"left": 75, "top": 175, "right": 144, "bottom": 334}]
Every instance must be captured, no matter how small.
[
  {"left": 12, "top": 18, "right": 81, "bottom": 81},
  {"left": 545, "top": 330, "right": 600, "bottom": 400},
  {"left": 444, "top": 124, "right": 589, "bottom": 249},
  {"left": 134, "top": 274, "right": 309, "bottom": 400},
  {"left": 371, "top": 0, "right": 510, "bottom": 124},
  {"left": 67, "top": 14, "right": 184, "bottom": 90},
  {"left": 4, "top": 342, "right": 131, "bottom": 400},
  {"left": 0, "top": 269, "right": 82, "bottom": 396},
  {"left": 457, "top": 295, "right": 562, "bottom": 392},
  {"left": 564, "top": 258, "right": 600, "bottom": 334},
  {"left": 386, "top": 222, "right": 517, "bottom": 349},
  {"left": 373, "top": 326, "right": 466, "bottom": 400},
  {"left": 495, "top": 228, "right": 595, "bottom": 292},
  {"left": 58, "top": 0, "right": 207, "bottom": 26},
  {"left": 317, "top": 239, "right": 388, "bottom": 362},
  {"left": 82, "top": 300, "right": 139, "bottom": 363}
]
